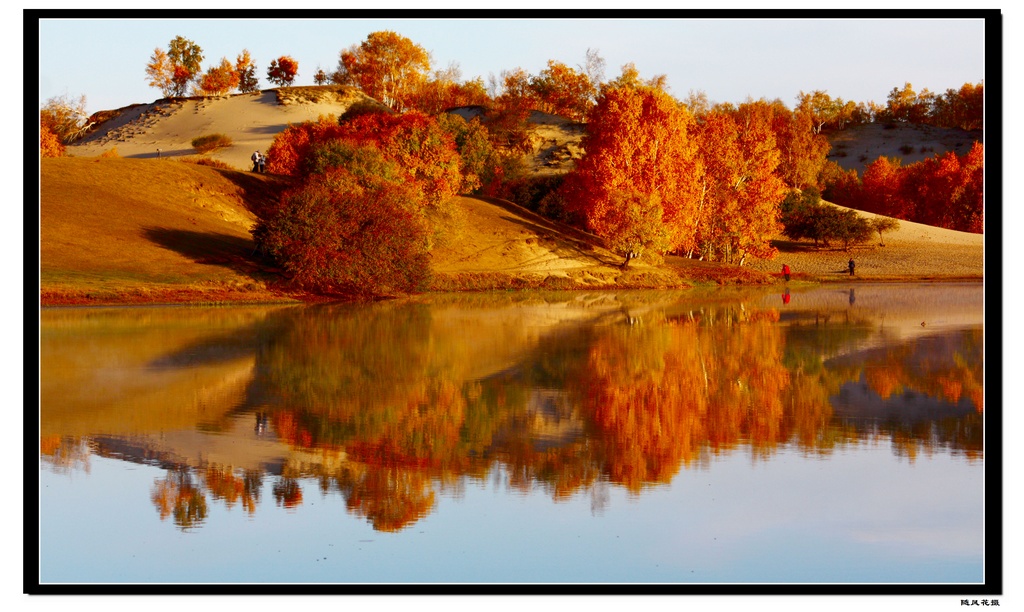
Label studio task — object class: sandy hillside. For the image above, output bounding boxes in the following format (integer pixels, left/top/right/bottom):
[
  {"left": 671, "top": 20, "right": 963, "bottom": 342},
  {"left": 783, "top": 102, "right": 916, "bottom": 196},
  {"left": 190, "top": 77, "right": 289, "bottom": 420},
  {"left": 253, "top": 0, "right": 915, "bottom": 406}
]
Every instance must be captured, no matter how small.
[
  {"left": 428, "top": 195, "right": 692, "bottom": 291},
  {"left": 746, "top": 205, "right": 985, "bottom": 280},
  {"left": 826, "top": 122, "right": 982, "bottom": 176},
  {"left": 69, "top": 87, "right": 378, "bottom": 171}
]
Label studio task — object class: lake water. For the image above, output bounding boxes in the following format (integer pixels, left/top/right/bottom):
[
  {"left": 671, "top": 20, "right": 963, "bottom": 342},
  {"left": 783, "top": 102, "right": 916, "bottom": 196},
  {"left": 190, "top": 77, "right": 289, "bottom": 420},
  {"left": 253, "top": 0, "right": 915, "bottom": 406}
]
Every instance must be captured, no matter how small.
[{"left": 36, "top": 283, "right": 988, "bottom": 588}]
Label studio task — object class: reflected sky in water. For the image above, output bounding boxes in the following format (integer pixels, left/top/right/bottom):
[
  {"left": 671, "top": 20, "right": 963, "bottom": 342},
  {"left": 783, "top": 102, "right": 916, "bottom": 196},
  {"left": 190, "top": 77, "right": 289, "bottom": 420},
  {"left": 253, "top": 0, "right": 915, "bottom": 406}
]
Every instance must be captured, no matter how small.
[{"left": 37, "top": 283, "right": 987, "bottom": 585}]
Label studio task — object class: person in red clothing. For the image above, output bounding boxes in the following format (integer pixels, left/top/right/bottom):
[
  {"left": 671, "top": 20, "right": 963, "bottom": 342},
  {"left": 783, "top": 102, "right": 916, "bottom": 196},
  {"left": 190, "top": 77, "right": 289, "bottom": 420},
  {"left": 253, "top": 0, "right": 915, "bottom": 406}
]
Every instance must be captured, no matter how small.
[{"left": 782, "top": 264, "right": 791, "bottom": 281}]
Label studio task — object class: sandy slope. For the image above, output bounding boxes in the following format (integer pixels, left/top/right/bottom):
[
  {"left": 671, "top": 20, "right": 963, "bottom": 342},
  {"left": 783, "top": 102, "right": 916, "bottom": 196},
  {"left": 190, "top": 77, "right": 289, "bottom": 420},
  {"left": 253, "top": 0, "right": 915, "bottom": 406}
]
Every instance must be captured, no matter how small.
[
  {"left": 826, "top": 122, "right": 982, "bottom": 176},
  {"left": 747, "top": 207, "right": 985, "bottom": 279},
  {"left": 70, "top": 90, "right": 359, "bottom": 171}
]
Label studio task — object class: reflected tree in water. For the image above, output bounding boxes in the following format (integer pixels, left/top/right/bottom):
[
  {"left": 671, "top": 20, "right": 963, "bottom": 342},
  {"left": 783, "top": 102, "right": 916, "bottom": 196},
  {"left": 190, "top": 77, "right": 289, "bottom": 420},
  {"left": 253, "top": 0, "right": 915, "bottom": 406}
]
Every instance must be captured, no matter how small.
[{"left": 151, "top": 468, "right": 208, "bottom": 530}]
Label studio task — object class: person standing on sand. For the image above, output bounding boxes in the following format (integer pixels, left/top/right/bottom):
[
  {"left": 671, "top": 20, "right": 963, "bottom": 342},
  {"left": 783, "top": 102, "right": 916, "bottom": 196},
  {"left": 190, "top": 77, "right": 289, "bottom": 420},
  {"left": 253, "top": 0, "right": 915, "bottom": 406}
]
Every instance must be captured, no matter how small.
[
  {"left": 252, "top": 150, "right": 261, "bottom": 172},
  {"left": 782, "top": 264, "right": 791, "bottom": 282},
  {"left": 258, "top": 153, "right": 267, "bottom": 173},
  {"left": 848, "top": 258, "right": 855, "bottom": 276}
]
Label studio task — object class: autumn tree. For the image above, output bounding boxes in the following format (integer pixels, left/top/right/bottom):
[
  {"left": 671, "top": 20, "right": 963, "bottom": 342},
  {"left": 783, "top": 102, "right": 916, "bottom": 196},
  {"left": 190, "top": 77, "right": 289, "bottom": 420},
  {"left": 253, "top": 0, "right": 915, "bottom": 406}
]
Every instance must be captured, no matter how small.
[
  {"left": 557, "top": 85, "right": 703, "bottom": 260},
  {"left": 486, "top": 67, "right": 540, "bottom": 155},
  {"left": 770, "top": 98, "right": 831, "bottom": 190},
  {"left": 602, "top": 190, "right": 670, "bottom": 267},
  {"left": 437, "top": 112, "right": 503, "bottom": 194},
  {"left": 410, "top": 62, "right": 490, "bottom": 115},
  {"left": 264, "top": 110, "right": 466, "bottom": 238},
  {"left": 529, "top": 59, "right": 595, "bottom": 121},
  {"left": 235, "top": 49, "right": 259, "bottom": 93},
  {"left": 266, "top": 55, "right": 299, "bottom": 86},
  {"left": 797, "top": 90, "right": 838, "bottom": 134},
  {"left": 603, "top": 62, "right": 669, "bottom": 92},
  {"left": 39, "top": 93, "right": 89, "bottom": 143},
  {"left": 145, "top": 36, "right": 204, "bottom": 97},
  {"left": 40, "top": 123, "right": 65, "bottom": 157},
  {"left": 335, "top": 31, "right": 431, "bottom": 111},
  {"left": 254, "top": 159, "right": 432, "bottom": 298},
  {"left": 899, "top": 143, "right": 984, "bottom": 232},
  {"left": 332, "top": 111, "right": 466, "bottom": 214},
  {"left": 313, "top": 66, "right": 330, "bottom": 85},
  {"left": 932, "top": 82, "right": 984, "bottom": 130},
  {"left": 691, "top": 101, "right": 787, "bottom": 263},
  {"left": 882, "top": 82, "right": 925, "bottom": 123},
  {"left": 196, "top": 57, "right": 240, "bottom": 96},
  {"left": 860, "top": 156, "right": 910, "bottom": 219}
]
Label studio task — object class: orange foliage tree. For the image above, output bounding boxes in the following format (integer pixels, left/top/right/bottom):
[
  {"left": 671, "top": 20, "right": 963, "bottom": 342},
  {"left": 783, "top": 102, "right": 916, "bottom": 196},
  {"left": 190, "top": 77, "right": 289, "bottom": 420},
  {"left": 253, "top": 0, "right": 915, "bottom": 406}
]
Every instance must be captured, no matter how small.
[
  {"left": 410, "top": 63, "right": 490, "bottom": 114},
  {"left": 235, "top": 49, "right": 259, "bottom": 93},
  {"left": 557, "top": 85, "right": 703, "bottom": 263},
  {"left": 530, "top": 60, "right": 595, "bottom": 121},
  {"left": 690, "top": 102, "right": 787, "bottom": 263},
  {"left": 197, "top": 57, "right": 241, "bottom": 95},
  {"left": 40, "top": 123, "right": 65, "bottom": 157},
  {"left": 264, "top": 116, "right": 346, "bottom": 176},
  {"left": 770, "top": 98, "right": 831, "bottom": 189},
  {"left": 266, "top": 55, "right": 299, "bottom": 86},
  {"left": 263, "top": 110, "right": 466, "bottom": 243},
  {"left": 331, "top": 111, "right": 466, "bottom": 212},
  {"left": 335, "top": 31, "right": 431, "bottom": 111}
]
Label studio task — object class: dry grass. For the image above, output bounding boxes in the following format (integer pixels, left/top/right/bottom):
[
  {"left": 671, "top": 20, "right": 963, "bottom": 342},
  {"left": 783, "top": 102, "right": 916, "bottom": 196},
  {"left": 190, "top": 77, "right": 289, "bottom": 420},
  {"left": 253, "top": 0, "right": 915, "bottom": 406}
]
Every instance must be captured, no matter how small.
[{"left": 40, "top": 157, "right": 297, "bottom": 305}]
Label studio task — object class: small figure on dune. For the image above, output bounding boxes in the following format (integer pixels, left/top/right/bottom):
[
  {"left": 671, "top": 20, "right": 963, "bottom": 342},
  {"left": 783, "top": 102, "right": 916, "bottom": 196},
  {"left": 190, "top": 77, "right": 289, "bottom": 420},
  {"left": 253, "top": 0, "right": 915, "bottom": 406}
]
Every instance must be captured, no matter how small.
[
  {"left": 258, "top": 152, "right": 267, "bottom": 173},
  {"left": 782, "top": 263, "right": 791, "bottom": 282},
  {"left": 848, "top": 258, "right": 855, "bottom": 276},
  {"left": 251, "top": 150, "right": 261, "bottom": 172}
]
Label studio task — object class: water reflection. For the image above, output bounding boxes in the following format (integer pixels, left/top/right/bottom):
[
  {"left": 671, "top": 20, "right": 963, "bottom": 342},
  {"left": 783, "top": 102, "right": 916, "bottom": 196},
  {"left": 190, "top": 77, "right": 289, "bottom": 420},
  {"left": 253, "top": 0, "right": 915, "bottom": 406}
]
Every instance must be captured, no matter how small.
[{"left": 40, "top": 285, "right": 984, "bottom": 533}]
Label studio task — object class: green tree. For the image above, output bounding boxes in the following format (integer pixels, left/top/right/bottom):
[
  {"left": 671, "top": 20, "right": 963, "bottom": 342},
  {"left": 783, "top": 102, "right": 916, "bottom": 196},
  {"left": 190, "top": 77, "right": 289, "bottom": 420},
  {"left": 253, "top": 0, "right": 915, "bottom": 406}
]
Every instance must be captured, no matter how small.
[
  {"left": 145, "top": 36, "right": 204, "bottom": 97},
  {"left": 168, "top": 36, "right": 204, "bottom": 96},
  {"left": 870, "top": 217, "right": 900, "bottom": 246}
]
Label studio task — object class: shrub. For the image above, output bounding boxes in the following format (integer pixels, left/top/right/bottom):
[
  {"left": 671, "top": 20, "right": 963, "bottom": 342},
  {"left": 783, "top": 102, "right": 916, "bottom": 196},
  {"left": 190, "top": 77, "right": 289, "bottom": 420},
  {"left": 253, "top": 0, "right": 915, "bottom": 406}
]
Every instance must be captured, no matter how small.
[
  {"left": 182, "top": 156, "right": 233, "bottom": 169},
  {"left": 339, "top": 99, "right": 392, "bottom": 122},
  {"left": 781, "top": 189, "right": 872, "bottom": 249},
  {"left": 255, "top": 168, "right": 431, "bottom": 298},
  {"left": 40, "top": 124, "right": 65, "bottom": 157},
  {"left": 191, "top": 133, "right": 233, "bottom": 153},
  {"left": 99, "top": 147, "right": 119, "bottom": 158}
]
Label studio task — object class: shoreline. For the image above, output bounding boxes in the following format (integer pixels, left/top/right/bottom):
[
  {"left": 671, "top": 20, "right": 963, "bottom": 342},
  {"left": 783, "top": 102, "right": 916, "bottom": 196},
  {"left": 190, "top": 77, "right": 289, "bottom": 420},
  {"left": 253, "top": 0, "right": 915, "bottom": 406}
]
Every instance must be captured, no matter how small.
[{"left": 38, "top": 273, "right": 985, "bottom": 308}]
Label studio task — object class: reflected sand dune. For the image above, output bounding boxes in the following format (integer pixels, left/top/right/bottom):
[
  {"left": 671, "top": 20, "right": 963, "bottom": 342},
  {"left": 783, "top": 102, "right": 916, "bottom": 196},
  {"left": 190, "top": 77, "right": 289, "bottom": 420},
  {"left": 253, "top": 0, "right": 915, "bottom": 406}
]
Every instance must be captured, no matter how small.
[{"left": 39, "top": 285, "right": 985, "bottom": 531}]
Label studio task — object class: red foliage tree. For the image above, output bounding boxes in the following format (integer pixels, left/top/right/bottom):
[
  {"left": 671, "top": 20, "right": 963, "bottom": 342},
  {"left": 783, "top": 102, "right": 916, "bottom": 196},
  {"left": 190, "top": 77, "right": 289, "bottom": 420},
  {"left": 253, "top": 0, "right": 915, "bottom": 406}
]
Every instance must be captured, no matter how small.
[
  {"left": 557, "top": 85, "right": 703, "bottom": 260},
  {"left": 861, "top": 156, "right": 910, "bottom": 219},
  {"left": 256, "top": 166, "right": 432, "bottom": 297},
  {"left": 267, "top": 55, "right": 299, "bottom": 86},
  {"left": 197, "top": 57, "right": 240, "bottom": 95}
]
